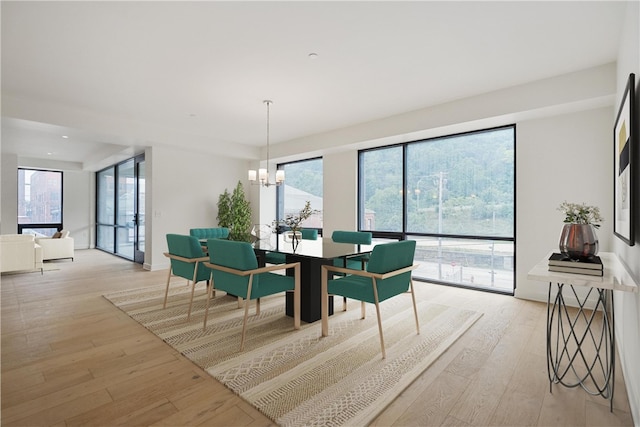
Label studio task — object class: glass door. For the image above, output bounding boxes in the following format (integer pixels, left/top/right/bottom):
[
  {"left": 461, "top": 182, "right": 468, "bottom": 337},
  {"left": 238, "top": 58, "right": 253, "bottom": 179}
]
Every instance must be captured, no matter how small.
[
  {"left": 96, "top": 154, "right": 145, "bottom": 264},
  {"left": 134, "top": 158, "right": 145, "bottom": 264},
  {"left": 116, "top": 159, "right": 135, "bottom": 259}
]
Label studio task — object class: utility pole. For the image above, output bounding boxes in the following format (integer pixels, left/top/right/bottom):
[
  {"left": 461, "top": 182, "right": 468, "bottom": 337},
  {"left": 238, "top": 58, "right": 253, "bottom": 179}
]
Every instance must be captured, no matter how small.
[{"left": 435, "top": 171, "right": 446, "bottom": 280}]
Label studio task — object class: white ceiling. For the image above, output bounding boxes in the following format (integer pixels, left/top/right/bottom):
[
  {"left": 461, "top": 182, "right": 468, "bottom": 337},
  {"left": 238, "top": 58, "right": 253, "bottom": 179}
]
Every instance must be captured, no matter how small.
[{"left": 0, "top": 1, "right": 627, "bottom": 169}]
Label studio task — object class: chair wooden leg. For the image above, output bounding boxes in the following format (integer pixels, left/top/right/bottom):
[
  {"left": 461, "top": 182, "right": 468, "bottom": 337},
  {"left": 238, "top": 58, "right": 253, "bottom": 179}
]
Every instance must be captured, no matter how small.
[
  {"left": 372, "top": 278, "right": 386, "bottom": 359},
  {"left": 163, "top": 268, "right": 173, "bottom": 309},
  {"left": 343, "top": 296, "right": 348, "bottom": 311},
  {"left": 409, "top": 279, "right": 420, "bottom": 335},
  {"left": 361, "top": 301, "right": 366, "bottom": 319},
  {"left": 186, "top": 281, "right": 197, "bottom": 321},
  {"left": 240, "top": 275, "right": 255, "bottom": 351},
  {"left": 321, "top": 267, "right": 329, "bottom": 337},
  {"left": 374, "top": 300, "right": 385, "bottom": 359},
  {"left": 240, "top": 298, "right": 251, "bottom": 351},
  {"left": 203, "top": 277, "right": 214, "bottom": 330},
  {"left": 187, "top": 265, "right": 201, "bottom": 321},
  {"left": 256, "top": 298, "right": 260, "bottom": 315}
]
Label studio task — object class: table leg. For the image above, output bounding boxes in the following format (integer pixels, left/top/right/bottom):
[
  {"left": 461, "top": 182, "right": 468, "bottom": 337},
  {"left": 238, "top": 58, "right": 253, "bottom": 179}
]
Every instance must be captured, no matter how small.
[
  {"left": 285, "top": 254, "right": 334, "bottom": 323},
  {"left": 546, "top": 282, "right": 615, "bottom": 411}
]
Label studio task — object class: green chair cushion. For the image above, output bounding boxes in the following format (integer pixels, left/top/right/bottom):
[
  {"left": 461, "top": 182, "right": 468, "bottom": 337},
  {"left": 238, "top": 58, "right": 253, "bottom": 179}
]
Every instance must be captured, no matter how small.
[
  {"left": 328, "top": 240, "right": 416, "bottom": 304},
  {"left": 264, "top": 252, "right": 286, "bottom": 264},
  {"left": 208, "top": 239, "right": 295, "bottom": 300},
  {"left": 331, "top": 230, "right": 372, "bottom": 272},
  {"left": 166, "top": 234, "right": 211, "bottom": 283},
  {"left": 301, "top": 228, "right": 318, "bottom": 240},
  {"left": 331, "top": 230, "right": 372, "bottom": 245}
]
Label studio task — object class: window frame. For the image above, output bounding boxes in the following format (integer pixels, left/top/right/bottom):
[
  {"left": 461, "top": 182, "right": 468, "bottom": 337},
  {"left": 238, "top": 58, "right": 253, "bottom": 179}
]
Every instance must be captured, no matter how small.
[
  {"left": 276, "top": 156, "right": 324, "bottom": 236},
  {"left": 17, "top": 168, "right": 64, "bottom": 235},
  {"left": 358, "top": 125, "right": 516, "bottom": 295}
]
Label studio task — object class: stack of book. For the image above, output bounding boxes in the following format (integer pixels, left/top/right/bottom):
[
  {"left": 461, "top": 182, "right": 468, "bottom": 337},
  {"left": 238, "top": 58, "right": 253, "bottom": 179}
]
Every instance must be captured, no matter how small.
[{"left": 548, "top": 253, "right": 603, "bottom": 276}]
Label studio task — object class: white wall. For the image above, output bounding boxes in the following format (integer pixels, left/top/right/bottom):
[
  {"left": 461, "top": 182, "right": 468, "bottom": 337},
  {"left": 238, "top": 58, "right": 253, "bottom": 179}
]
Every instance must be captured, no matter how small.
[
  {"left": 613, "top": 1, "right": 640, "bottom": 423},
  {"left": 146, "top": 145, "right": 250, "bottom": 271},
  {"left": 516, "top": 107, "right": 613, "bottom": 302},
  {"left": 323, "top": 150, "right": 358, "bottom": 235},
  {"left": 1, "top": 153, "right": 19, "bottom": 235},
  {"left": 62, "top": 170, "right": 93, "bottom": 249},
  {"left": 0, "top": 153, "right": 93, "bottom": 249}
]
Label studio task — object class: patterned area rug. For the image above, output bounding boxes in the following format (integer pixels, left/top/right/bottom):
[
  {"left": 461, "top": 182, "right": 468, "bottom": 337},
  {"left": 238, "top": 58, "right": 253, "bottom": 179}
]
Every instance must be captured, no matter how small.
[{"left": 104, "top": 281, "right": 481, "bottom": 427}]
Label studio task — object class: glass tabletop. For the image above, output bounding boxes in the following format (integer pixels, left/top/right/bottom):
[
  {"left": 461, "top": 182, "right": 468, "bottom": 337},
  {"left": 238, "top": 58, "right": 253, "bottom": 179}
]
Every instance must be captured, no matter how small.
[{"left": 253, "top": 235, "right": 373, "bottom": 260}]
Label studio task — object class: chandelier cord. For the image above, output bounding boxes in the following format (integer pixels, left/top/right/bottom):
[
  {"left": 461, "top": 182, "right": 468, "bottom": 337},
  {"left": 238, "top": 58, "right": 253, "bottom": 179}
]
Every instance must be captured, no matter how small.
[
  {"left": 248, "top": 99, "right": 282, "bottom": 187},
  {"left": 265, "top": 100, "right": 271, "bottom": 168}
]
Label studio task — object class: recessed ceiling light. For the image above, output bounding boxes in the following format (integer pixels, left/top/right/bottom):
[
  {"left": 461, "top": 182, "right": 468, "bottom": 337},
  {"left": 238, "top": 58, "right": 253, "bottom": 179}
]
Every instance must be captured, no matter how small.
[
  {"left": 47, "top": 152, "right": 54, "bottom": 156},
  {"left": 308, "top": 53, "right": 318, "bottom": 59},
  {"left": 62, "top": 135, "right": 69, "bottom": 139}
]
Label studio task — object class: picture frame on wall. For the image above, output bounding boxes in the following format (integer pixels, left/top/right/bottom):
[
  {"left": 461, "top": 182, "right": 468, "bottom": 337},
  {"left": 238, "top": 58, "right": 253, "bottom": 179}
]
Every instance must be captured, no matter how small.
[{"left": 613, "top": 73, "right": 636, "bottom": 246}]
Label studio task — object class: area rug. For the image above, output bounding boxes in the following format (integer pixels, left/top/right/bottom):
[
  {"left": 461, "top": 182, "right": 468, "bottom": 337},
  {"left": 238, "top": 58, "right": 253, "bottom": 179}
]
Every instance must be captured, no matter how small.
[{"left": 104, "top": 281, "right": 481, "bottom": 427}]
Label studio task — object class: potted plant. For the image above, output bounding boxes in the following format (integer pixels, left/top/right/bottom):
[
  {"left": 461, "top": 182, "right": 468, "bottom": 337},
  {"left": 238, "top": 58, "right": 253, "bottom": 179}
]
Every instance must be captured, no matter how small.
[
  {"left": 217, "top": 181, "right": 252, "bottom": 242},
  {"left": 557, "top": 201, "right": 603, "bottom": 261}
]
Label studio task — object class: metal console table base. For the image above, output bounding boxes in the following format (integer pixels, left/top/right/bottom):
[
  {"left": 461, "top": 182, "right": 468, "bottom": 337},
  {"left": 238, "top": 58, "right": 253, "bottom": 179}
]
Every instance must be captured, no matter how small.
[{"left": 547, "top": 282, "right": 614, "bottom": 411}]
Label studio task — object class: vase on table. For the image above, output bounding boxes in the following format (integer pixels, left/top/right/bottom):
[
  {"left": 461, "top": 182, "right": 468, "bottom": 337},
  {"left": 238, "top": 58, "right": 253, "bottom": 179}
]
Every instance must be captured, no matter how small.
[
  {"left": 558, "top": 223, "right": 599, "bottom": 261},
  {"left": 284, "top": 230, "right": 302, "bottom": 252}
]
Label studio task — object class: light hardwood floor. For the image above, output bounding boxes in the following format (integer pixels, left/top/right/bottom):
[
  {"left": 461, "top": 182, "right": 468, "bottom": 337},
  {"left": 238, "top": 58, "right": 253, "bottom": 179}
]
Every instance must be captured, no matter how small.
[{"left": 1, "top": 249, "right": 634, "bottom": 426}]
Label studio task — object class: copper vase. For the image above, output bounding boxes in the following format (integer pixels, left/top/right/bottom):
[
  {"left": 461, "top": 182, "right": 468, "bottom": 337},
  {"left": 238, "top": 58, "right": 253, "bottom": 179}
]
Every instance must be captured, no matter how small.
[{"left": 558, "top": 224, "right": 599, "bottom": 261}]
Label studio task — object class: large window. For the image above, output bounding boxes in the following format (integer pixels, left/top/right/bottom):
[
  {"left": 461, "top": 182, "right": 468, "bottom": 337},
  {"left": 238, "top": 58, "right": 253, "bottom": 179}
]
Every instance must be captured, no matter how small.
[
  {"left": 359, "top": 126, "right": 515, "bottom": 294},
  {"left": 18, "top": 168, "right": 63, "bottom": 236},
  {"left": 276, "top": 158, "right": 323, "bottom": 231}
]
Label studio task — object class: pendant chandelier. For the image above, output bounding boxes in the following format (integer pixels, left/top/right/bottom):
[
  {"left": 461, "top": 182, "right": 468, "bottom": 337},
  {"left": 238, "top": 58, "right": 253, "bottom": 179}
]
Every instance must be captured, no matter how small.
[{"left": 248, "top": 100, "right": 284, "bottom": 187}]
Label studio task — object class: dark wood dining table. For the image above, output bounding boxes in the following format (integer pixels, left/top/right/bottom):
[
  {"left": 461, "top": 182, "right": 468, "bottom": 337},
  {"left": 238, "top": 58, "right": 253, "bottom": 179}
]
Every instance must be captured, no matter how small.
[{"left": 253, "top": 235, "right": 374, "bottom": 323}]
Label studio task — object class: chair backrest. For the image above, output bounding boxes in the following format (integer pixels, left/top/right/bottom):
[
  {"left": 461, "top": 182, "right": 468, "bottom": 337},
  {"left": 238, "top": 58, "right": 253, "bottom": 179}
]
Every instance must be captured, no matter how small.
[
  {"left": 366, "top": 240, "right": 416, "bottom": 301},
  {"left": 166, "top": 234, "right": 210, "bottom": 282},
  {"left": 301, "top": 228, "right": 318, "bottom": 240},
  {"left": 208, "top": 239, "right": 259, "bottom": 298},
  {"left": 189, "top": 227, "right": 229, "bottom": 240},
  {"left": 331, "top": 230, "right": 372, "bottom": 245}
]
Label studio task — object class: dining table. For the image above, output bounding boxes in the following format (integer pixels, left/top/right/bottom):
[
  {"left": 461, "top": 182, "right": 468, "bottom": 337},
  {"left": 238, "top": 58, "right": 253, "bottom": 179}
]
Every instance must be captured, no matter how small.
[{"left": 253, "top": 234, "right": 374, "bottom": 323}]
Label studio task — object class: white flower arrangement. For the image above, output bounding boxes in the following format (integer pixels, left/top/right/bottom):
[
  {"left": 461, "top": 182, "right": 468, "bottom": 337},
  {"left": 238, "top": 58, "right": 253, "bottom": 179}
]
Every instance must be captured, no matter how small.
[{"left": 557, "top": 201, "right": 603, "bottom": 229}]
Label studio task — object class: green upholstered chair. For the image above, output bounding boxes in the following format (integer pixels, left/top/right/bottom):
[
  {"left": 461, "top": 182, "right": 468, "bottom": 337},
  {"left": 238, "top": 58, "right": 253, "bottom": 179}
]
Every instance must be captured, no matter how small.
[
  {"left": 189, "top": 227, "right": 230, "bottom": 240},
  {"left": 164, "top": 234, "right": 212, "bottom": 321},
  {"left": 204, "top": 239, "right": 301, "bottom": 351},
  {"left": 264, "top": 228, "right": 318, "bottom": 264},
  {"left": 189, "top": 227, "right": 229, "bottom": 251},
  {"left": 321, "top": 240, "right": 419, "bottom": 359},
  {"left": 330, "top": 230, "right": 373, "bottom": 310},
  {"left": 331, "top": 230, "right": 372, "bottom": 269}
]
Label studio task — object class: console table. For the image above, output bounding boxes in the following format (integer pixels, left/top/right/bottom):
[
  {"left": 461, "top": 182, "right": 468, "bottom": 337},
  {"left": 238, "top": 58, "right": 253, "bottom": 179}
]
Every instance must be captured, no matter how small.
[{"left": 527, "top": 252, "right": 637, "bottom": 411}]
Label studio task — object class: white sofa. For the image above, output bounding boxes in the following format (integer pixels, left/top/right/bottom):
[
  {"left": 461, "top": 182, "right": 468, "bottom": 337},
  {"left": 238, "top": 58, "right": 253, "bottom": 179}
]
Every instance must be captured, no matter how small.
[
  {"left": 0, "top": 234, "right": 44, "bottom": 274},
  {"left": 35, "top": 230, "right": 74, "bottom": 261}
]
